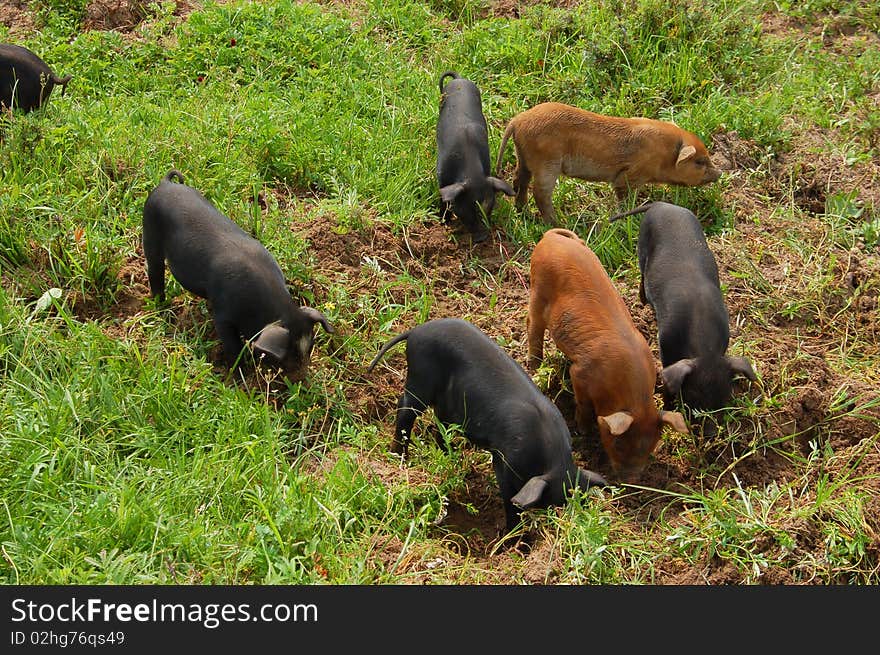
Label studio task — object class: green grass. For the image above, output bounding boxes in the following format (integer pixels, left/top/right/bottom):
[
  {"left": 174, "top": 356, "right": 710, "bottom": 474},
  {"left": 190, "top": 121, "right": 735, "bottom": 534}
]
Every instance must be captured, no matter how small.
[{"left": 1, "top": 0, "right": 878, "bottom": 584}]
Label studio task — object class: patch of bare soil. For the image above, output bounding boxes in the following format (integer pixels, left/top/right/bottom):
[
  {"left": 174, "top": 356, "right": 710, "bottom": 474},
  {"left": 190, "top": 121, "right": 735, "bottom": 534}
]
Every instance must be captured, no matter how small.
[
  {"left": 83, "top": 0, "right": 151, "bottom": 31},
  {"left": 297, "top": 210, "right": 533, "bottom": 422},
  {"left": 109, "top": 251, "right": 150, "bottom": 320},
  {"left": 486, "top": 0, "right": 582, "bottom": 19},
  {"left": 0, "top": 0, "right": 200, "bottom": 36},
  {"left": 715, "top": 124, "right": 880, "bottom": 216},
  {"left": 0, "top": 0, "right": 36, "bottom": 37},
  {"left": 435, "top": 464, "right": 508, "bottom": 544},
  {"left": 761, "top": 9, "right": 880, "bottom": 55},
  {"left": 78, "top": 0, "right": 204, "bottom": 34}
]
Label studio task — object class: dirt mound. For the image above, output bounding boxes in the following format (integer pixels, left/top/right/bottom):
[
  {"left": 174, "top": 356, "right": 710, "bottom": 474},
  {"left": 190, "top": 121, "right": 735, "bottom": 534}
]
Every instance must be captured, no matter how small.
[
  {"left": 0, "top": 0, "right": 36, "bottom": 36},
  {"left": 712, "top": 129, "right": 764, "bottom": 172},
  {"left": 82, "top": 0, "right": 201, "bottom": 32},
  {"left": 484, "top": 0, "right": 583, "bottom": 19},
  {"left": 83, "top": 0, "right": 150, "bottom": 31}
]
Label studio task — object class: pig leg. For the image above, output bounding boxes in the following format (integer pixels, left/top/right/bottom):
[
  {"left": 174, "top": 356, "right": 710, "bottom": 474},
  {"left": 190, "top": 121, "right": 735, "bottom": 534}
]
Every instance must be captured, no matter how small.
[
  {"left": 526, "top": 301, "right": 547, "bottom": 371},
  {"left": 514, "top": 161, "right": 532, "bottom": 212},
  {"left": 215, "top": 320, "right": 246, "bottom": 370},
  {"left": 393, "top": 388, "right": 426, "bottom": 458},
  {"left": 492, "top": 454, "right": 521, "bottom": 533},
  {"left": 531, "top": 165, "right": 560, "bottom": 224},
  {"left": 613, "top": 185, "right": 629, "bottom": 201},
  {"left": 514, "top": 164, "right": 532, "bottom": 211},
  {"left": 570, "top": 364, "right": 596, "bottom": 435},
  {"left": 612, "top": 171, "right": 633, "bottom": 201},
  {"left": 142, "top": 225, "right": 166, "bottom": 301}
]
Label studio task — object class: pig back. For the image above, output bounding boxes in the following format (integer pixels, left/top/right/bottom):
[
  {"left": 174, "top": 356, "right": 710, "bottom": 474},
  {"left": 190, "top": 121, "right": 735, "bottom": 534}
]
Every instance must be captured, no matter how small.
[
  {"left": 531, "top": 229, "right": 639, "bottom": 342},
  {"left": 145, "top": 180, "right": 287, "bottom": 302},
  {"left": 638, "top": 203, "right": 717, "bottom": 287},
  {"left": 404, "top": 319, "right": 545, "bottom": 430},
  {"left": 144, "top": 181, "right": 250, "bottom": 255},
  {"left": 530, "top": 229, "right": 657, "bottom": 405},
  {"left": 638, "top": 204, "right": 729, "bottom": 362},
  {"left": 439, "top": 77, "right": 488, "bottom": 128}
]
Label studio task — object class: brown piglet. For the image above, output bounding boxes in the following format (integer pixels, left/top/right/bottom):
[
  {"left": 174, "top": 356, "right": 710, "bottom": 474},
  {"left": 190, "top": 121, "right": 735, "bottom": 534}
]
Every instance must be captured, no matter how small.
[
  {"left": 527, "top": 227, "right": 688, "bottom": 482},
  {"left": 496, "top": 102, "right": 721, "bottom": 223}
]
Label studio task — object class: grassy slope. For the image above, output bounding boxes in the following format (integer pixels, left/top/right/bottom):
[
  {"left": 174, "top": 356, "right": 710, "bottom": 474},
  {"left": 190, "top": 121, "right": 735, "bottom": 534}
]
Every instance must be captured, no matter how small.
[{"left": 1, "top": 0, "right": 878, "bottom": 584}]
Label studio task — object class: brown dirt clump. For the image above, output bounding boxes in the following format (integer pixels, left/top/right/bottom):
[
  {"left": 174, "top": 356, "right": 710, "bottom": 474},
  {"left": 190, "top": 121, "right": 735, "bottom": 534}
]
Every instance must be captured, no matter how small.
[
  {"left": 83, "top": 0, "right": 150, "bottom": 31},
  {"left": 0, "top": 0, "right": 36, "bottom": 36},
  {"left": 484, "top": 0, "right": 583, "bottom": 19},
  {"left": 79, "top": 0, "right": 205, "bottom": 35},
  {"left": 711, "top": 129, "right": 765, "bottom": 174}
]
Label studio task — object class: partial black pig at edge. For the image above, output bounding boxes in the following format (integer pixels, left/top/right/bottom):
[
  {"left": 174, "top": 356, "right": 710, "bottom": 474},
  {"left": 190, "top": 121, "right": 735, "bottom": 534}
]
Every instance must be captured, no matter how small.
[{"left": 0, "top": 44, "right": 71, "bottom": 112}]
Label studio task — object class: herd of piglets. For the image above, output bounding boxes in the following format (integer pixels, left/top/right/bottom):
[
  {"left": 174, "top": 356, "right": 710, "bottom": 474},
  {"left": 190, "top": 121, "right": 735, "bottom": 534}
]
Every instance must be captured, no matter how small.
[{"left": 3, "top": 43, "right": 755, "bottom": 534}]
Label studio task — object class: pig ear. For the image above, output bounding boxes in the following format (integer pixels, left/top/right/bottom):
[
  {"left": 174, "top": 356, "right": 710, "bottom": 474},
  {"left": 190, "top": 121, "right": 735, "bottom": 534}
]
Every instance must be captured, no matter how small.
[
  {"left": 661, "top": 358, "right": 696, "bottom": 395},
  {"left": 676, "top": 144, "right": 697, "bottom": 167},
  {"left": 598, "top": 411, "right": 634, "bottom": 436},
  {"left": 575, "top": 468, "right": 608, "bottom": 491},
  {"left": 511, "top": 477, "right": 549, "bottom": 509},
  {"left": 488, "top": 176, "right": 515, "bottom": 197},
  {"left": 300, "top": 307, "right": 334, "bottom": 334},
  {"left": 253, "top": 323, "right": 290, "bottom": 360},
  {"left": 439, "top": 182, "right": 466, "bottom": 203},
  {"left": 728, "top": 356, "right": 757, "bottom": 381},
  {"left": 660, "top": 410, "right": 689, "bottom": 434}
]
